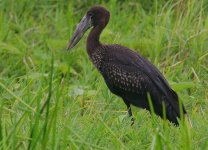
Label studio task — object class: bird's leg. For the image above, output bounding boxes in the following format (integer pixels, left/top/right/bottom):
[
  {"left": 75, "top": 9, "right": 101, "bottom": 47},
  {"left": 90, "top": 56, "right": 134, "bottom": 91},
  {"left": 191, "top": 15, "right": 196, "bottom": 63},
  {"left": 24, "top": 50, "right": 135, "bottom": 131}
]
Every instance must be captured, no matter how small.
[{"left": 125, "top": 103, "right": 134, "bottom": 125}]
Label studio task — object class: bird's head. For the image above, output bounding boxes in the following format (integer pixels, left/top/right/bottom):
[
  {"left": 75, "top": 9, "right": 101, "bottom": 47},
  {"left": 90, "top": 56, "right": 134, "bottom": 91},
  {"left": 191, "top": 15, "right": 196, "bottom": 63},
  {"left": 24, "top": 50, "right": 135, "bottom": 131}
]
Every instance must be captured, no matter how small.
[{"left": 67, "top": 6, "right": 110, "bottom": 50}]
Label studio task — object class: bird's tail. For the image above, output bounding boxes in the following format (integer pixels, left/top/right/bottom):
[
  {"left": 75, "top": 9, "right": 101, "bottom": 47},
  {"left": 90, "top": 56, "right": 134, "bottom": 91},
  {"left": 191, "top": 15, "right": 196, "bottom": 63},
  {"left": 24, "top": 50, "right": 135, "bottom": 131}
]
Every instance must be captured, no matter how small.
[
  {"left": 166, "top": 103, "right": 181, "bottom": 125},
  {"left": 166, "top": 103, "right": 192, "bottom": 127},
  {"left": 164, "top": 89, "right": 192, "bottom": 126}
]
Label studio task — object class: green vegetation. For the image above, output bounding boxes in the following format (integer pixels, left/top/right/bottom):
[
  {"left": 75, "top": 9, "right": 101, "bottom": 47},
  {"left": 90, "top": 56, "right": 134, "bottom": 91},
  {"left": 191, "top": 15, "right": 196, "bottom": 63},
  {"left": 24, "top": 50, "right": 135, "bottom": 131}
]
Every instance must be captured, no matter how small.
[{"left": 0, "top": 0, "right": 207, "bottom": 149}]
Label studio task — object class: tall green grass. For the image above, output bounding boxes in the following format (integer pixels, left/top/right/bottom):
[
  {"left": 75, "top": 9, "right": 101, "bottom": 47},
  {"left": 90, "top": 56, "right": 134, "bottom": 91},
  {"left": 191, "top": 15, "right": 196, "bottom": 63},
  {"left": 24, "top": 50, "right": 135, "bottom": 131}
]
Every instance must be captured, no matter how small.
[{"left": 0, "top": 0, "right": 207, "bottom": 149}]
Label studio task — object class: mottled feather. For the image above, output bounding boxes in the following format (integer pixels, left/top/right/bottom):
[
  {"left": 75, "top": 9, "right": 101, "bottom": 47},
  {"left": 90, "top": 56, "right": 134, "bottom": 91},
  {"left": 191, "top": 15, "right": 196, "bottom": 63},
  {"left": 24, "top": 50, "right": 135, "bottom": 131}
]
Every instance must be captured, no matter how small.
[
  {"left": 90, "top": 44, "right": 186, "bottom": 124},
  {"left": 69, "top": 6, "right": 188, "bottom": 125}
]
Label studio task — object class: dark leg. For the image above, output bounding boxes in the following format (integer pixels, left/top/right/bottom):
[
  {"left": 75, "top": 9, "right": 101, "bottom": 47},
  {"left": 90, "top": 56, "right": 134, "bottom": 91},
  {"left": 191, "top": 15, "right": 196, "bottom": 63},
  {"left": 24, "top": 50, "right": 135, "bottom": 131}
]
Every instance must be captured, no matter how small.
[{"left": 125, "top": 102, "right": 134, "bottom": 125}]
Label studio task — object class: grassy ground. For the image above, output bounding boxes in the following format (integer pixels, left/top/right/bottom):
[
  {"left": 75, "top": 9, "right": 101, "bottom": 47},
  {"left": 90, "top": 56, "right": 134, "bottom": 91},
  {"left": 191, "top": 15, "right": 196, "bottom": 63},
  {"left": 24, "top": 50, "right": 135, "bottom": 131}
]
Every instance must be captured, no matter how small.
[{"left": 0, "top": 0, "right": 208, "bottom": 149}]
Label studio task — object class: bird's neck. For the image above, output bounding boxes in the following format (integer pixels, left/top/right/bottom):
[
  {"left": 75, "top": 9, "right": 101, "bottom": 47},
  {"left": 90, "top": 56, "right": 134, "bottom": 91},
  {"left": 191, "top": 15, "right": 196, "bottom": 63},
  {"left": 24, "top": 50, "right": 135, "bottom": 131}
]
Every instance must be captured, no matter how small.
[{"left": 87, "top": 25, "right": 103, "bottom": 55}]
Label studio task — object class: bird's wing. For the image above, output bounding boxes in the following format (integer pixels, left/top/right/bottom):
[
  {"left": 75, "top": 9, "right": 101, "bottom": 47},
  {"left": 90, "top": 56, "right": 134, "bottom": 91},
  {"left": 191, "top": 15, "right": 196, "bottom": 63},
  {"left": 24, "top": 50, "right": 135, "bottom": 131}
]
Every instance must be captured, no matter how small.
[
  {"left": 103, "top": 44, "right": 181, "bottom": 114},
  {"left": 103, "top": 60, "right": 152, "bottom": 95}
]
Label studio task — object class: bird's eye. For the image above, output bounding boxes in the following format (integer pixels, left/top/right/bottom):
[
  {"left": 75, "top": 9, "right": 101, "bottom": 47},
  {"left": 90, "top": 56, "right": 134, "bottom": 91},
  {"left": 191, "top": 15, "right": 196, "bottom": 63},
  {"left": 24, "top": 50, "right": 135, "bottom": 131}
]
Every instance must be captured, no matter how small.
[{"left": 88, "top": 13, "right": 93, "bottom": 18}]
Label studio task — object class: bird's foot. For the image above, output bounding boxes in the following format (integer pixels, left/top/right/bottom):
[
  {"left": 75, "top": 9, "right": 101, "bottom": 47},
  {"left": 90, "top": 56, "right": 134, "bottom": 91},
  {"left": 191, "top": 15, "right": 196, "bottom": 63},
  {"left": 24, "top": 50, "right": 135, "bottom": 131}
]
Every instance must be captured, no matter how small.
[{"left": 130, "top": 117, "right": 135, "bottom": 126}]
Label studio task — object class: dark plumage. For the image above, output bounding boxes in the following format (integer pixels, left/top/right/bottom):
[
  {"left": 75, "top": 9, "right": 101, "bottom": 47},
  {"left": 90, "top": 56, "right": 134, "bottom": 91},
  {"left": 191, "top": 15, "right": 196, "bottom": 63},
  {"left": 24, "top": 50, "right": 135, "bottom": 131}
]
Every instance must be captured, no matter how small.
[{"left": 67, "top": 6, "right": 189, "bottom": 125}]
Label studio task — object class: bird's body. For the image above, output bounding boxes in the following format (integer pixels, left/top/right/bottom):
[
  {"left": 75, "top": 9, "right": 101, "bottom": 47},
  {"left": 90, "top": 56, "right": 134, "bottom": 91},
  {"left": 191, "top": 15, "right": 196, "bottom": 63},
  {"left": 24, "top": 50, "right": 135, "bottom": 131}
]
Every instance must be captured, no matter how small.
[
  {"left": 89, "top": 44, "right": 186, "bottom": 125},
  {"left": 67, "top": 6, "right": 188, "bottom": 125}
]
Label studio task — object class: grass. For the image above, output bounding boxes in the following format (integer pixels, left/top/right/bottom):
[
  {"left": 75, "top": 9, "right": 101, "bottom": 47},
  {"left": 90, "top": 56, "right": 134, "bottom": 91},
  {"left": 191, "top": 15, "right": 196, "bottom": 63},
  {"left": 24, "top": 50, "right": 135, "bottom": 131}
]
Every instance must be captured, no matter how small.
[{"left": 0, "top": 0, "right": 208, "bottom": 149}]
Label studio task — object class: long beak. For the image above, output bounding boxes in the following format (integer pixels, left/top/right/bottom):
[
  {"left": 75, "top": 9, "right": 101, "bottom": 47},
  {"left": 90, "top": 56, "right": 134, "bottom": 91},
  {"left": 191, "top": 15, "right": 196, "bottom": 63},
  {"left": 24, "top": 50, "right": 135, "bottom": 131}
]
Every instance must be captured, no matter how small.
[{"left": 67, "top": 15, "right": 92, "bottom": 50}]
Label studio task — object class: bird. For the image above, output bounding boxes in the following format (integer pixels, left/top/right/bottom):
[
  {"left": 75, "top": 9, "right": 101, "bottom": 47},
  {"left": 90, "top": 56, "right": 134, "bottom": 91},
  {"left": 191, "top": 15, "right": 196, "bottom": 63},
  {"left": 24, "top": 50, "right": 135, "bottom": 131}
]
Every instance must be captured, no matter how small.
[{"left": 67, "top": 6, "right": 190, "bottom": 126}]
